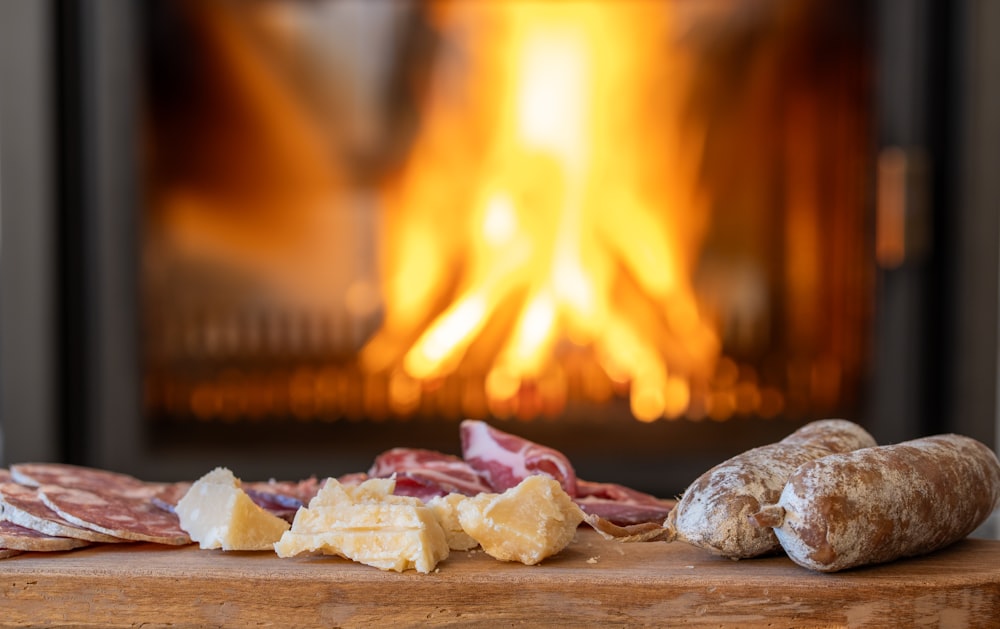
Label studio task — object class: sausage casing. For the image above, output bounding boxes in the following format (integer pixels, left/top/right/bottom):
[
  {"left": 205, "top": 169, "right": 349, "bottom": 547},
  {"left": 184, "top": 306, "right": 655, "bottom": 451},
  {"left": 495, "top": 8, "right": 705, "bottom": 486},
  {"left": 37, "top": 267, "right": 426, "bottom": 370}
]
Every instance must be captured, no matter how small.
[
  {"left": 753, "top": 434, "right": 1000, "bottom": 572},
  {"left": 664, "top": 419, "right": 877, "bottom": 558}
]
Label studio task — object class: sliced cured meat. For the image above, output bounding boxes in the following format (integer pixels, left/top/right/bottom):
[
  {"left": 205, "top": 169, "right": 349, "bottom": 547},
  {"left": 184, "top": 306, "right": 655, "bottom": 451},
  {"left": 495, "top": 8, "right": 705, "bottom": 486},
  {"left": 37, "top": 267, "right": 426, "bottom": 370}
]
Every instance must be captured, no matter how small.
[
  {"left": 582, "top": 513, "right": 672, "bottom": 543},
  {"left": 574, "top": 480, "right": 675, "bottom": 526},
  {"left": 0, "top": 548, "right": 23, "bottom": 559},
  {"left": 369, "top": 448, "right": 492, "bottom": 498},
  {"left": 39, "top": 485, "right": 191, "bottom": 545},
  {"left": 336, "top": 472, "right": 369, "bottom": 487},
  {"left": 0, "top": 468, "right": 11, "bottom": 483},
  {"left": 460, "top": 420, "right": 577, "bottom": 495},
  {"left": 150, "top": 482, "right": 193, "bottom": 513},
  {"left": 244, "top": 477, "right": 322, "bottom": 509},
  {"left": 240, "top": 487, "right": 300, "bottom": 522},
  {"left": 11, "top": 462, "right": 150, "bottom": 495},
  {"left": 10, "top": 463, "right": 146, "bottom": 490},
  {"left": 0, "top": 520, "right": 90, "bottom": 552},
  {"left": 0, "top": 482, "right": 124, "bottom": 543}
]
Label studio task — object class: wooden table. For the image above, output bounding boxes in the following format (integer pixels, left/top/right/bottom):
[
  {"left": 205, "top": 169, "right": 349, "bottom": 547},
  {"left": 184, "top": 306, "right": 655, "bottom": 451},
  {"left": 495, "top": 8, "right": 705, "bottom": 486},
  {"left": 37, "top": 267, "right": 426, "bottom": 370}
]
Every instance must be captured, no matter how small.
[{"left": 2, "top": 530, "right": 998, "bottom": 628}]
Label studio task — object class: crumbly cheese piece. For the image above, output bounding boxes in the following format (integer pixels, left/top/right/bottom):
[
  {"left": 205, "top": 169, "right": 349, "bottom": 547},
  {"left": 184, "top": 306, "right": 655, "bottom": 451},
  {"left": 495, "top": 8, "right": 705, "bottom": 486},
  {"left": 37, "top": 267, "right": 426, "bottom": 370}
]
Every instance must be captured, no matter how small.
[
  {"left": 274, "top": 478, "right": 449, "bottom": 574},
  {"left": 457, "top": 475, "right": 584, "bottom": 565},
  {"left": 175, "top": 467, "right": 290, "bottom": 551},
  {"left": 426, "top": 493, "right": 479, "bottom": 551}
]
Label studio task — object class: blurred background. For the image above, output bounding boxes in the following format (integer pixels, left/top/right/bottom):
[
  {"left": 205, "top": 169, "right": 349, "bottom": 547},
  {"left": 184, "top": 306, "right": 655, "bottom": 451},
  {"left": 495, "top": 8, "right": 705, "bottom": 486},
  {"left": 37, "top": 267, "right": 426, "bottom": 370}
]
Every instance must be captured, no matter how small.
[{"left": 1, "top": 0, "right": 998, "bottom": 497}]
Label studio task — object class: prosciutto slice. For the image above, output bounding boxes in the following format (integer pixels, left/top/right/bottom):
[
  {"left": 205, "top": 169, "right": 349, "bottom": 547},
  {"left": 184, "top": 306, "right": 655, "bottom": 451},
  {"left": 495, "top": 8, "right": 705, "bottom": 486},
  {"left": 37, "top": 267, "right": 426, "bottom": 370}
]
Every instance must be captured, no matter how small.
[
  {"left": 460, "top": 420, "right": 578, "bottom": 496},
  {"left": 368, "top": 448, "right": 492, "bottom": 500},
  {"left": 574, "top": 479, "right": 675, "bottom": 526}
]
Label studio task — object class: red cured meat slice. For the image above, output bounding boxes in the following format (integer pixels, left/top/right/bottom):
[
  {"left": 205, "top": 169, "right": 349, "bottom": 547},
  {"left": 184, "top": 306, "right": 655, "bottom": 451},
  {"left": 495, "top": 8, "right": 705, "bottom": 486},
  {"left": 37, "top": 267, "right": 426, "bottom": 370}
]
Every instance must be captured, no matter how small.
[
  {"left": 460, "top": 420, "right": 578, "bottom": 495},
  {"left": 386, "top": 475, "right": 453, "bottom": 501},
  {"left": 336, "top": 472, "right": 369, "bottom": 487},
  {"left": 0, "top": 482, "right": 124, "bottom": 543},
  {"left": 149, "top": 482, "right": 193, "bottom": 513},
  {"left": 39, "top": 485, "right": 190, "bottom": 545},
  {"left": 244, "top": 477, "right": 322, "bottom": 508},
  {"left": 11, "top": 463, "right": 151, "bottom": 495},
  {"left": 369, "top": 448, "right": 492, "bottom": 497},
  {"left": 574, "top": 479, "right": 675, "bottom": 526},
  {"left": 0, "top": 520, "right": 90, "bottom": 552}
]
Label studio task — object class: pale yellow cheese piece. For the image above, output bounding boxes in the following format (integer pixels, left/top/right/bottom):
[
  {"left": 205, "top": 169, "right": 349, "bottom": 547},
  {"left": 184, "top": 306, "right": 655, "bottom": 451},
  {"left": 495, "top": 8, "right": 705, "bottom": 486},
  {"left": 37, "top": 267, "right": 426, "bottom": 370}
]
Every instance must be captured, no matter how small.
[
  {"left": 274, "top": 477, "right": 449, "bottom": 574},
  {"left": 457, "top": 475, "right": 584, "bottom": 565},
  {"left": 175, "top": 467, "right": 290, "bottom": 551},
  {"left": 426, "top": 493, "right": 479, "bottom": 551}
]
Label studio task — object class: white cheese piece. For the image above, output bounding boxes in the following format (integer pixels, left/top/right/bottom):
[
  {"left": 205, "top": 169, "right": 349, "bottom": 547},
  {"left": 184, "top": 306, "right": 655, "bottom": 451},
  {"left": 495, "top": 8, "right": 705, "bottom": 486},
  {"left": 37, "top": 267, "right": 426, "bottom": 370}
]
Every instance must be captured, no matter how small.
[
  {"left": 426, "top": 493, "right": 479, "bottom": 551},
  {"left": 274, "top": 477, "right": 449, "bottom": 574},
  {"left": 457, "top": 475, "right": 584, "bottom": 565},
  {"left": 175, "top": 467, "right": 290, "bottom": 551}
]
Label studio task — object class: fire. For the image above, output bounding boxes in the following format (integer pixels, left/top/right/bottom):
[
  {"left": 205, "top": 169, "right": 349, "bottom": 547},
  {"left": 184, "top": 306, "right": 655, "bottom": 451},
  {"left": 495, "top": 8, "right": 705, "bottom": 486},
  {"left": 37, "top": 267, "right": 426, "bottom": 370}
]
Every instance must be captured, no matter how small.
[{"left": 363, "top": 1, "right": 720, "bottom": 422}]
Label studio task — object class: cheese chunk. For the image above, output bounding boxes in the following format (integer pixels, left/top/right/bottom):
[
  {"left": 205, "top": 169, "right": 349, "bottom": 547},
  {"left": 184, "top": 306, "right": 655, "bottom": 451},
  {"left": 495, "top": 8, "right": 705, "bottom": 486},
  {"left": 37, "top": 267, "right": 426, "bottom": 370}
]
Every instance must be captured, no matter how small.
[
  {"left": 175, "top": 467, "right": 290, "bottom": 551},
  {"left": 427, "top": 493, "right": 479, "bottom": 551},
  {"left": 457, "top": 475, "right": 584, "bottom": 565},
  {"left": 274, "top": 478, "right": 449, "bottom": 573}
]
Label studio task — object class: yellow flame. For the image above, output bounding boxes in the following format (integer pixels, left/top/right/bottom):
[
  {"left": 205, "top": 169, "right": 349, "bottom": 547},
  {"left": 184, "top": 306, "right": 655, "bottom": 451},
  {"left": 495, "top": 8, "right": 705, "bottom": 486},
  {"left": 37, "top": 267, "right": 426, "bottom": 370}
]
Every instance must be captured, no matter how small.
[{"left": 363, "top": 1, "right": 719, "bottom": 421}]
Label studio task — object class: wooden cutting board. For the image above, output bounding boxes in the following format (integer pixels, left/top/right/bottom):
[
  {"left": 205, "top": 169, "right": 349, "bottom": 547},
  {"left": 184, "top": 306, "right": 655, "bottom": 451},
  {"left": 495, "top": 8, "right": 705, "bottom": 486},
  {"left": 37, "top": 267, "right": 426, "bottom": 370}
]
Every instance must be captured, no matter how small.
[{"left": 2, "top": 530, "right": 998, "bottom": 628}]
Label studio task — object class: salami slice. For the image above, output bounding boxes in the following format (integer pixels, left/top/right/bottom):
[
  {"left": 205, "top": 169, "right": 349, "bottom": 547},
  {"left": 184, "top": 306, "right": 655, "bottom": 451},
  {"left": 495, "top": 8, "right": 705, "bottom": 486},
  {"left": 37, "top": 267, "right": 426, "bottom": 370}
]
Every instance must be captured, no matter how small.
[
  {"left": 39, "top": 485, "right": 191, "bottom": 545},
  {"left": 244, "top": 477, "right": 322, "bottom": 507},
  {"left": 149, "top": 482, "right": 193, "bottom": 513},
  {"left": 11, "top": 463, "right": 150, "bottom": 495},
  {"left": 0, "top": 520, "right": 90, "bottom": 552},
  {"left": 0, "top": 482, "right": 124, "bottom": 543}
]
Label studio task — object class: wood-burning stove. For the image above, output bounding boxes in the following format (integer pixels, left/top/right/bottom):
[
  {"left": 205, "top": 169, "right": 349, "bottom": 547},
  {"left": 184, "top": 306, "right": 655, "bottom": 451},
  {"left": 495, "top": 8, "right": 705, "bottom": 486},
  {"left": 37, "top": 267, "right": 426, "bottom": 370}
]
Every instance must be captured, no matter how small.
[{"left": 2, "top": 0, "right": 998, "bottom": 497}]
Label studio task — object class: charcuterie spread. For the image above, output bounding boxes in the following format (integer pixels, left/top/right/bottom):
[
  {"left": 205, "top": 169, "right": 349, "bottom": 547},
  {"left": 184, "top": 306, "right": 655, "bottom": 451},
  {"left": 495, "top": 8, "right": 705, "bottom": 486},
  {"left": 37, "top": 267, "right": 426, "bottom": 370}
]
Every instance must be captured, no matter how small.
[{"left": 1, "top": 419, "right": 998, "bottom": 575}]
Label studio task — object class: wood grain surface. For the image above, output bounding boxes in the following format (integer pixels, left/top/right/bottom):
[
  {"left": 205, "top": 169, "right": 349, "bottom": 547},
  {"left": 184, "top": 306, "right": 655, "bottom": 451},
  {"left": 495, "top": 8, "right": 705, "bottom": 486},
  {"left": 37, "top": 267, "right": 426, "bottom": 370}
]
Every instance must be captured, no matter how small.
[{"left": 2, "top": 529, "right": 998, "bottom": 628}]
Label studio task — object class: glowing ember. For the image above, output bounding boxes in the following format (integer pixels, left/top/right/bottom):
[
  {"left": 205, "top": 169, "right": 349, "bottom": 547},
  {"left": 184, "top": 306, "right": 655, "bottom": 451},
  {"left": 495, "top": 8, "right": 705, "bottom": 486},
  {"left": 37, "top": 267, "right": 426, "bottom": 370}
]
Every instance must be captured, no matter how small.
[{"left": 363, "top": 1, "right": 721, "bottom": 422}]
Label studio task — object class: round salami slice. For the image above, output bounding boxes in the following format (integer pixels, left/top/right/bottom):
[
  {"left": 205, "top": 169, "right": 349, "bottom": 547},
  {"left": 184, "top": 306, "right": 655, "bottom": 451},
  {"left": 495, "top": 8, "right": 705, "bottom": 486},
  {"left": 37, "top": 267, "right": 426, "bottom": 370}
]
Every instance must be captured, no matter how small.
[
  {"left": 10, "top": 463, "right": 152, "bottom": 496},
  {"left": 0, "top": 520, "right": 90, "bottom": 552},
  {"left": 149, "top": 482, "right": 192, "bottom": 514},
  {"left": 38, "top": 485, "right": 191, "bottom": 546},
  {"left": 0, "top": 482, "right": 124, "bottom": 543}
]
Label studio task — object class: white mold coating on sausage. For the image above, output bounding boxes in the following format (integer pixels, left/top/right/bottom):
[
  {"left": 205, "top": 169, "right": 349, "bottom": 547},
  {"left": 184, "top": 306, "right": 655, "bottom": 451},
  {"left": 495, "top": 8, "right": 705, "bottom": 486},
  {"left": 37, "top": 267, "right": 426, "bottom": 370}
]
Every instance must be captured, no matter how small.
[
  {"left": 767, "top": 434, "right": 1000, "bottom": 572},
  {"left": 665, "top": 419, "right": 877, "bottom": 559}
]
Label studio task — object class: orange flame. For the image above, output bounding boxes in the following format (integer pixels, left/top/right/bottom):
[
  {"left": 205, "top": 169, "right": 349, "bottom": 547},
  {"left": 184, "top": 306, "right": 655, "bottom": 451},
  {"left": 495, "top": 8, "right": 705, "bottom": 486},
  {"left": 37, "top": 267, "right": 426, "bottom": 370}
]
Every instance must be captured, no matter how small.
[{"left": 363, "top": 1, "right": 720, "bottom": 422}]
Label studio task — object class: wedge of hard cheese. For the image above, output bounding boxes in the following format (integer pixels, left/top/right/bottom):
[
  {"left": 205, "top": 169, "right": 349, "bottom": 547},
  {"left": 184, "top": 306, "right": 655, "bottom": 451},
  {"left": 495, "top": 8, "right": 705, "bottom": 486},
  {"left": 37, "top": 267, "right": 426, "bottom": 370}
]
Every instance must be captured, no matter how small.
[
  {"left": 175, "top": 467, "right": 290, "bottom": 551},
  {"left": 458, "top": 474, "right": 584, "bottom": 565},
  {"left": 426, "top": 493, "right": 478, "bottom": 551},
  {"left": 274, "top": 477, "right": 449, "bottom": 573}
]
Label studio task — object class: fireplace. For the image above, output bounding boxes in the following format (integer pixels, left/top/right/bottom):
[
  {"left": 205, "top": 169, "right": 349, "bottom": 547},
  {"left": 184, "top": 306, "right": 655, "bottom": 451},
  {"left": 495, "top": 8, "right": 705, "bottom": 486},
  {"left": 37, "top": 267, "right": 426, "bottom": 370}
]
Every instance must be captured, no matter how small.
[{"left": 2, "top": 0, "right": 998, "bottom": 497}]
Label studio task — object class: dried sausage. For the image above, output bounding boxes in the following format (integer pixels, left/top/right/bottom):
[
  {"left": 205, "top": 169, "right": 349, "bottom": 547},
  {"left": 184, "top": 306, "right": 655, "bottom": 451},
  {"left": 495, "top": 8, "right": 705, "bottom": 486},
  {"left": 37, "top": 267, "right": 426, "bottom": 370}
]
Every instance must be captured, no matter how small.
[
  {"left": 664, "top": 419, "right": 877, "bottom": 558},
  {"left": 751, "top": 433, "right": 1000, "bottom": 572}
]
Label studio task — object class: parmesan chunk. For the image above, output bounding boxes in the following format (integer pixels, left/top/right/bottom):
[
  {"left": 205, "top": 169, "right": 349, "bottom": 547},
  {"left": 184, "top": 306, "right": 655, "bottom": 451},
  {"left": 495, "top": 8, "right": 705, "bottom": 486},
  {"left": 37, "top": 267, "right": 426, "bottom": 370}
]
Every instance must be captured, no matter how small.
[
  {"left": 457, "top": 475, "right": 584, "bottom": 565},
  {"left": 426, "top": 493, "right": 479, "bottom": 551},
  {"left": 175, "top": 467, "right": 290, "bottom": 551},
  {"left": 274, "top": 478, "right": 449, "bottom": 574}
]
